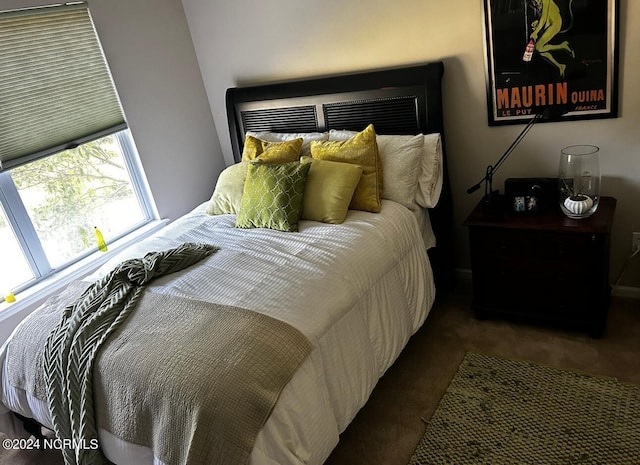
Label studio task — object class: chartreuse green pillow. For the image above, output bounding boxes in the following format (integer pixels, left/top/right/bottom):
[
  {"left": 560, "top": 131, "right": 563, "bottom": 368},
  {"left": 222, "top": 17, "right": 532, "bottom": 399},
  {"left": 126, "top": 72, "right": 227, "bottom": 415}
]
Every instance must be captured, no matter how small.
[
  {"left": 235, "top": 161, "right": 311, "bottom": 232},
  {"left": 300, "top": 157, "right": 363, "bottom": 224},
  {"left": 205, "top": 162, "right": 248, "bottom": 215},
  {"left": 309, "top": 124, "right": 382, "bottom": 213},
  {"left": 241, "top": 135, "right": 303, "bottom": 163}
]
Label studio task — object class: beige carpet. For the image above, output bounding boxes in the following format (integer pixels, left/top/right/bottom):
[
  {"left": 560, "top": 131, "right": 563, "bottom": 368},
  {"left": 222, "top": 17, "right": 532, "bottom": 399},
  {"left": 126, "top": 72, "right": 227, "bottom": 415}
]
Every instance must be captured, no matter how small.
[
  {"left": 2, "top": 281, "right": 639, "bottom": 465},
  {"left": 408, "top": 352, "right": 640, "bottom": 464},
  {"left": 324, "top": 282, "right": 640, "bottom": 465}
]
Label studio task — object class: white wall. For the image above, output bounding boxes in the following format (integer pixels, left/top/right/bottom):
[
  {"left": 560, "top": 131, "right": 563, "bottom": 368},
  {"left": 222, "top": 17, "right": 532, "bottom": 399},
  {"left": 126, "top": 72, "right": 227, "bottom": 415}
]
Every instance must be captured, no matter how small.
[
  {"left": 182, "top": 0, "right": 640, "bottom": 289},
  {"left": 87, "top": 0, "right": 225, "bottom": 221}
]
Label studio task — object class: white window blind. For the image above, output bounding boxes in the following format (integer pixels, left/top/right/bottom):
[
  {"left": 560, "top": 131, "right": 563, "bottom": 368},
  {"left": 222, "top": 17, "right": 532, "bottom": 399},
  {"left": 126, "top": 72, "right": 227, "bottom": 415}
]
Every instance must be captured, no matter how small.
[{"left": 0, "top": 3, "right": 126, "bottom": 170}]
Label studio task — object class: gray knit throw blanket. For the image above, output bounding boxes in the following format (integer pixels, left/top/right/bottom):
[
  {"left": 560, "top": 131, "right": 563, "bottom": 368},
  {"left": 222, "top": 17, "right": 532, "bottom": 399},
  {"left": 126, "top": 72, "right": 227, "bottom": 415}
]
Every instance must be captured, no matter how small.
[{"left": 43, "top": 242, "right": 218, "bottom": 465}]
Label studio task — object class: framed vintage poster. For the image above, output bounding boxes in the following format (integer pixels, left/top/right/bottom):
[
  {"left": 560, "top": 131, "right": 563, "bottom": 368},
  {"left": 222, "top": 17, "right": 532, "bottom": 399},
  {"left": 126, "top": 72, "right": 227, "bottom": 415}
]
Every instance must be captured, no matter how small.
[{"left": 483, "top": 0, "right": 620, "bottom": 125}]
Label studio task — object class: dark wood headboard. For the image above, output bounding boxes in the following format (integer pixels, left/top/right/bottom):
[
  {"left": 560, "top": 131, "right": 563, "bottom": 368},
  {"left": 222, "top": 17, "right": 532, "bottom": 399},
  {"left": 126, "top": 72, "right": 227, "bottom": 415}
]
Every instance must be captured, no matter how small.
[{"left": 225, "top": 62, "right": 454, "bottom": 289}]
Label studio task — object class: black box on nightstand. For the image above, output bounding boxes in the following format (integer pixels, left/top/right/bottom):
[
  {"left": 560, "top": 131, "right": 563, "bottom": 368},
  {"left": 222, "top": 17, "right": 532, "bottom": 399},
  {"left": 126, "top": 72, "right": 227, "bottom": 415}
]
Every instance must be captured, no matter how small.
[{"left": 504, "top": 177, "right": 558, "bottom": 214}]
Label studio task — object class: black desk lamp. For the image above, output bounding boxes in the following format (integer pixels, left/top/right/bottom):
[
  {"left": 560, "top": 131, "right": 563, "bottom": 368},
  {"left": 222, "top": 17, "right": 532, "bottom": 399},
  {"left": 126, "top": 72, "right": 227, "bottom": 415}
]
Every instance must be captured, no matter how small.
[{"left": 466, "top": 110, "right": 547, "bottom": 214}]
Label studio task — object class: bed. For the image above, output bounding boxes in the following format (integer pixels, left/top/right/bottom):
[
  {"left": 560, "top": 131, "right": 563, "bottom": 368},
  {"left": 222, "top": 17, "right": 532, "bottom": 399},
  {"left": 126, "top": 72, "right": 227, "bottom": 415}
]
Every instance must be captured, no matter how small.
[{"left": 0, "top": 61, "right": 453, "bottom": 465}]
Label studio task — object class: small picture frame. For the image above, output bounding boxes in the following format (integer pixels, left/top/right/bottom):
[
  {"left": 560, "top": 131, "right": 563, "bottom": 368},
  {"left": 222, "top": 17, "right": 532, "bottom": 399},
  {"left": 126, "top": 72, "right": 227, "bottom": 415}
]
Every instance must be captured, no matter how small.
[
  {"left": 511, "top": 193, "right": 540, "bottom": 214},
  {"left": 504, "top": 178, "right": 558, "bottom": 215},
  {"left": 513, "top": 195, "right": 526, "bottom": 213}
]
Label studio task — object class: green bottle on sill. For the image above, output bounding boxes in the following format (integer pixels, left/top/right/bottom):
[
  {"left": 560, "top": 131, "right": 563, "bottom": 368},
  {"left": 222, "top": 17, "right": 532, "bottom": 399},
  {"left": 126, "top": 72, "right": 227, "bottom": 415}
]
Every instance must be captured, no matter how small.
[{"left": 95, "top": 226, "right": 108, "bottom": 252}]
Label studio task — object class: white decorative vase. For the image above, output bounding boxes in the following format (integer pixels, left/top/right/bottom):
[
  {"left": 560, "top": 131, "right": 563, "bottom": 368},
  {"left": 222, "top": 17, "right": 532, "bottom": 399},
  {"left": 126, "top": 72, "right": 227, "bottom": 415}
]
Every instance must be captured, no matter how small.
[
  {"left": 559, "top": 145, "right": 600, "bottom": 219},
  {"left": 563, "top": 195, "right": 594, "bottom": 215}
]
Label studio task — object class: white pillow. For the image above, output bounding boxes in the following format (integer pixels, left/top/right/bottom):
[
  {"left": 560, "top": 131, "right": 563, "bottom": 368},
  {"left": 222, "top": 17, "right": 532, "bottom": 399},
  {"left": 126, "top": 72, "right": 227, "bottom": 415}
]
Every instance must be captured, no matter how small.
[
  {"left": 376, "top": 134, "right": 424, "bottom": 209},
  {"left": 246, "top": 131, "right": 328, "bottom": 158},
  {"left": 329, "top": 130, "right": 426, "bottom": 210},
  {"left": 416, "top": 133, "right": 443, "bottom": 208}
]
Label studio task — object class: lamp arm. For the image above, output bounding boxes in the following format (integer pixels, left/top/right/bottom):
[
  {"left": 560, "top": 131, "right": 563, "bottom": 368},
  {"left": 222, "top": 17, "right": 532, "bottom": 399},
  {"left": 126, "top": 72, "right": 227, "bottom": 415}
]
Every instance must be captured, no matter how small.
[
  {"left": 466, "top": 112, "right": 543, "bottom": 196},
  {"left": 491, "top": 112, "right": 542, "bottom": 174}
]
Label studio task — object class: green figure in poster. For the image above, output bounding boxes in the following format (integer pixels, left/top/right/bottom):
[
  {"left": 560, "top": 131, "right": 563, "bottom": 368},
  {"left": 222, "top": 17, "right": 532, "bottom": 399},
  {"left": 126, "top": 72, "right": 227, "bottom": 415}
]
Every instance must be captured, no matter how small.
[{"left": 529, "top": 0, "right": 575, "bottom": 78}]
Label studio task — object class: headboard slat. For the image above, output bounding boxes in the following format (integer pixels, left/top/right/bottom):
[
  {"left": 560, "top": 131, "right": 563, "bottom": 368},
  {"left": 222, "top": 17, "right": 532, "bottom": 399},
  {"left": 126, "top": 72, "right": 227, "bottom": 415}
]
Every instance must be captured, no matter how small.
[
  {"left": 241, "top": 106, "right": 318, "bottom": 133},
  {"left": 324, "top": 96, "right": 419, "bottom": 134}
]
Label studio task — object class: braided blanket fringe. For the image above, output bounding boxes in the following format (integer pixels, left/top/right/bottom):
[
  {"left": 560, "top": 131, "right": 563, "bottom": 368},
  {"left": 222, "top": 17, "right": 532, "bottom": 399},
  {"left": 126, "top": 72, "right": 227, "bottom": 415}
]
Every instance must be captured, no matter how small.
[{"left": 43, "top": 242, "right": 218, "bottom": 465}]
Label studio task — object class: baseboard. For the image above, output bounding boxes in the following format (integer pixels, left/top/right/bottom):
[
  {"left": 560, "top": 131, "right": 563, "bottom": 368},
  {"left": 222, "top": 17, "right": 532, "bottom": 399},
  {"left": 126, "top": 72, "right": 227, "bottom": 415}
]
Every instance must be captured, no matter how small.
[{"left": 455, "top": 268, "right": 640, "bottom": 300}]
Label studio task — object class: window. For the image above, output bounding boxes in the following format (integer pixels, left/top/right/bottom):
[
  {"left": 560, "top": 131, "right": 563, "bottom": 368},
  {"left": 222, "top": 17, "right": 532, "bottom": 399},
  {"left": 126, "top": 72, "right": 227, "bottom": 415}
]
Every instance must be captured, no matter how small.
[
  {"left": 0, "top": 205, "right": 34, "bottom": 290},
  {"left": 0, "top": 4, "right": 156, "bottom": 305}
]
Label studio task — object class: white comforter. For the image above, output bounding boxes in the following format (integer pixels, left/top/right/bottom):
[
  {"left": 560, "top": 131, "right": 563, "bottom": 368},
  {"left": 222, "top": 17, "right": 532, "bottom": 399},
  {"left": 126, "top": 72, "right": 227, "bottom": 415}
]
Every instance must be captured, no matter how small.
[{"left": 0, "top": 199, "right": 435, "bottom": 465}]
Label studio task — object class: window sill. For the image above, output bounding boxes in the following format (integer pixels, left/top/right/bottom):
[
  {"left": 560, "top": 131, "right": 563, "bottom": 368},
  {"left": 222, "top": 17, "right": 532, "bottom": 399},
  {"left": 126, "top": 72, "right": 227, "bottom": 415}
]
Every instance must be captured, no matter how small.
[{"left": 0, "top": 219, "right": 168, "bottom": 341}]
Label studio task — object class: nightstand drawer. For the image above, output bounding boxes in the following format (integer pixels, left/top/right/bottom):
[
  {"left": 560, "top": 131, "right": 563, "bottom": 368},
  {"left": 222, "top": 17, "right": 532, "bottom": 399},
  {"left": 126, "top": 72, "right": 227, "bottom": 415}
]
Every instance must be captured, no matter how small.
[
  {"left": 480, "top": 254, "right": 591, "bottom": 281},
  {"left": 472, "top": 268, "right": 592, "bottom": 317},
  {"left": 472, "top": 229, "right": 596, "bottom": 262}
]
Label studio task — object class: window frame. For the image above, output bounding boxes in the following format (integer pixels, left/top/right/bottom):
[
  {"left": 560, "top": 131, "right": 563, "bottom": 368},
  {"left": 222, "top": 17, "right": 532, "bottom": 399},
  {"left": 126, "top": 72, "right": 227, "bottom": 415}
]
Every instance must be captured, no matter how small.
[{"left": 0, "top": 129, "right": 158, "bottom": 303}]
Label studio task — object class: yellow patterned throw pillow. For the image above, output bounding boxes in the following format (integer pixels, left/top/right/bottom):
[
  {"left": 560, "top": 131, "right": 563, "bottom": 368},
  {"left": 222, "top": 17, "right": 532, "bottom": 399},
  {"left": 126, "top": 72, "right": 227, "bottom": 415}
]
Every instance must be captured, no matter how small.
[
  {"left": 309, "top": 124, "right": 382, "bottom": 213},
  {"left": 300, "top": 157, "right": 362, "bottom": 224},
  {"left": 241, "top": 135, "right": 303, "bottom": 163},
  {"left": 235, "top": 161, "right": 310, "bottom": 232}
]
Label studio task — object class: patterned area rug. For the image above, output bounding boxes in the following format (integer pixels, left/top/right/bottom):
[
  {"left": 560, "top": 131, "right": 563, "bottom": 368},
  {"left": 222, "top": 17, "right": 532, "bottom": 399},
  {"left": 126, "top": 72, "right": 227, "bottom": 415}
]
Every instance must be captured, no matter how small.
[{"left": 409, "top": 352, "right": 640, "bottom": 465}]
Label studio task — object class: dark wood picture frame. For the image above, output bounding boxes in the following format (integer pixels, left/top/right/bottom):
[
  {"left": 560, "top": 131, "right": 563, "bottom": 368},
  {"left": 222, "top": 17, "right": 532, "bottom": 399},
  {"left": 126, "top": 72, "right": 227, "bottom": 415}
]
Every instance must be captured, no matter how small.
[{"left": 483, "top": 0, "right": 620, "bottom": 126}]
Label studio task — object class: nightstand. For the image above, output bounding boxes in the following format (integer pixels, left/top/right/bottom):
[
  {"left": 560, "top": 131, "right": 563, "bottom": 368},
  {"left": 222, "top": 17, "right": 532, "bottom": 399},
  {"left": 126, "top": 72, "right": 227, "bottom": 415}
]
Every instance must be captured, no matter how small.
[{"left": 464, "top": 196, "right": 616, "bottom": 337}]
